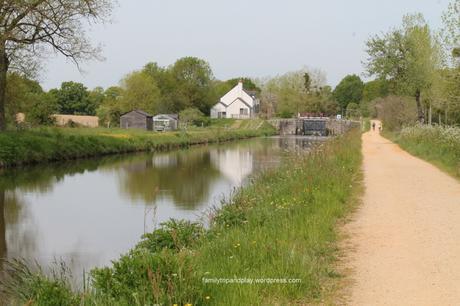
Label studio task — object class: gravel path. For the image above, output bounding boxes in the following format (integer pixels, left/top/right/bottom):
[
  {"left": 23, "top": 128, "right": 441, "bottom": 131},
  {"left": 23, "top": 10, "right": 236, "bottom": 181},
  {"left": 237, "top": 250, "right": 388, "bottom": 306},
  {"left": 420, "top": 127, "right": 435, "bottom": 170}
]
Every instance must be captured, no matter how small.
[{"left": 347, "top": 121, "right": 460, "bottom": 305}]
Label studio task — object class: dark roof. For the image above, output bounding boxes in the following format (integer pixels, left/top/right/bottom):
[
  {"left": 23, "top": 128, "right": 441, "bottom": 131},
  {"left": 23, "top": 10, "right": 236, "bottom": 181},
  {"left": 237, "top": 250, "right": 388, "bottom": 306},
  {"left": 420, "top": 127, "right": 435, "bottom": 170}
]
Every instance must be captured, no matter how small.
[
  {"left": 120, "top": 110, "right": 153, "bottom": 118},
  {"left": 243, "top": 89, "right": 258, "bottom": 98}
]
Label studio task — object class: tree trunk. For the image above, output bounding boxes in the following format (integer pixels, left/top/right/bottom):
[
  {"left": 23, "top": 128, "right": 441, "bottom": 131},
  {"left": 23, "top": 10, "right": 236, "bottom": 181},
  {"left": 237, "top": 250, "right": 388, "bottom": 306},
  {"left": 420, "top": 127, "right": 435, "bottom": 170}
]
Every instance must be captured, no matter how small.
[
  {"left": 415, "top": 89, "right": 424, "bottom": 123},
  {"left": 428, "top": 103, "right": 432, "bottom": 125},
  {"left": 0, "top": 41, "right": 8, "bottom": 131},
  {"left": 0, "top": 190, "right": 7, "bottom": 262}
]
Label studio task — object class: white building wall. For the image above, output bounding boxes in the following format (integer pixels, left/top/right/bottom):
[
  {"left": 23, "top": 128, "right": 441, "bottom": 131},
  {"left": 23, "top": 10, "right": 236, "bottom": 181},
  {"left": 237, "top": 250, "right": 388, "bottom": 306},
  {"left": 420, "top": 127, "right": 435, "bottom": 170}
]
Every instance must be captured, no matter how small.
[
  {"left": 210, "top": 102, "right": 226, "bottom": 118},
  {"left": 226, "top": 99, "right": 250, "bottom": 119}
]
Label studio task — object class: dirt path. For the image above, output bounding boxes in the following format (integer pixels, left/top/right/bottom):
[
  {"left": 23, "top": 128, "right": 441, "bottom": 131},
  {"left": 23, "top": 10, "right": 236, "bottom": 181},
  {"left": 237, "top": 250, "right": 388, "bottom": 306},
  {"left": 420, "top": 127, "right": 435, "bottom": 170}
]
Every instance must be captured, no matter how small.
[{"left": 346, "top": 121, "right": 460, "bottom": 305}]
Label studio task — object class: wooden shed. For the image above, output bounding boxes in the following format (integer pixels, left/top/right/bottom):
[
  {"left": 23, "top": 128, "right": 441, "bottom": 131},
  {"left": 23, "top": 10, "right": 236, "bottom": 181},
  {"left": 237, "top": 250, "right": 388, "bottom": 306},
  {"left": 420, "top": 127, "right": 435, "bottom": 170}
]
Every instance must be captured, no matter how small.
[{"left": 120, "top": 110, "right": 153, "bottom": 130}]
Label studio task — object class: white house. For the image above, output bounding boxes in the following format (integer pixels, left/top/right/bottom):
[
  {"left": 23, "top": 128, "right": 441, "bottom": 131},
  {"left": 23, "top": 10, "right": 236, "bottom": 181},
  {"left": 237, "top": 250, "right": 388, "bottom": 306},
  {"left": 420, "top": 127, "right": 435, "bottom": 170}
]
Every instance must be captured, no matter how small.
[{"left": 210, "top": 81, "right": 259, "bottom": 119}]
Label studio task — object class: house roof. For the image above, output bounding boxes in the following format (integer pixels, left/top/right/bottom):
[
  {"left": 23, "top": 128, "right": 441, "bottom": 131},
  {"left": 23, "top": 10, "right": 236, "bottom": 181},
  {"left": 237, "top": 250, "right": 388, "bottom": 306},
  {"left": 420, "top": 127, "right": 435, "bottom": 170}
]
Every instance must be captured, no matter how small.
[
  {"left": 243, "top": 89, "right": 258, "bottom": 98},
  {"left": 228, "top": 97, "right": 252, "bottom": 109},
  {"left": 120, "top": 109, "right": 153, "bottom": 118}
]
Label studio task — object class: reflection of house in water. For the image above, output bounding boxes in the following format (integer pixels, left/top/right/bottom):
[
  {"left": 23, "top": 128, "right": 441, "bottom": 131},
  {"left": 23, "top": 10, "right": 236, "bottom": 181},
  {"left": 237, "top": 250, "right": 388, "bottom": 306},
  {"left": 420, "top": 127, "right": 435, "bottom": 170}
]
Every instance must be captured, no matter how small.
[
  {"left": 153, "top": 155, "right": 178, "bottom": 168},
  {"left": 210, "top": 148, "right": 254, "bottom": 185}
]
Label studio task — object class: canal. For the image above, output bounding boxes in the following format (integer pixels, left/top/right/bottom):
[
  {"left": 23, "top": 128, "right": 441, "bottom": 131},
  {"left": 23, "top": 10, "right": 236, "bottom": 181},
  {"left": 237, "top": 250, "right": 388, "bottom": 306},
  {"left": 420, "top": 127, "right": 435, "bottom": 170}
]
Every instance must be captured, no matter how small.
[{"left": 0, "top": 136, "right": 319, "bottom": 278}]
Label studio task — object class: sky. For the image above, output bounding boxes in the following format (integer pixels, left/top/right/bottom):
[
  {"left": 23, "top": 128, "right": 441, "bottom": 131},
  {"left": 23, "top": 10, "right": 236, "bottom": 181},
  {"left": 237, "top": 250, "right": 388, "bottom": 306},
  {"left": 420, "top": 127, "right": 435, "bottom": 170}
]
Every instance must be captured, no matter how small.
[{"left": 41, "top": 0, "right": 449, "bottom": 90}]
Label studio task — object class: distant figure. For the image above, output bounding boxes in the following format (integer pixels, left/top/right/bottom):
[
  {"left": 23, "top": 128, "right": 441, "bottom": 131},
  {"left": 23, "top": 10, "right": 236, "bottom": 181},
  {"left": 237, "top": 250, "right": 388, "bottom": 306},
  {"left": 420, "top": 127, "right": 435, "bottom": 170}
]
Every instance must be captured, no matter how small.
[{"left": 372, "top": 122, "right": 376, "bottom": 131}]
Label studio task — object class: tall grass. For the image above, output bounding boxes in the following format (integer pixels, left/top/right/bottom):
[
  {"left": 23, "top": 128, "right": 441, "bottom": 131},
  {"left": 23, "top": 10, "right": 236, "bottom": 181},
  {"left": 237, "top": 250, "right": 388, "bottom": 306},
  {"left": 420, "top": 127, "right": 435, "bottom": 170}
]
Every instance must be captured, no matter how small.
[
  {"left": 388, "top": 124, "right": 460, "bottom": 178},
  {"left": 1, "top": 128, "right": 362, "bottom": 305},
  {"left": 0, "top": 123, "right": 275, "bottom": 168}
]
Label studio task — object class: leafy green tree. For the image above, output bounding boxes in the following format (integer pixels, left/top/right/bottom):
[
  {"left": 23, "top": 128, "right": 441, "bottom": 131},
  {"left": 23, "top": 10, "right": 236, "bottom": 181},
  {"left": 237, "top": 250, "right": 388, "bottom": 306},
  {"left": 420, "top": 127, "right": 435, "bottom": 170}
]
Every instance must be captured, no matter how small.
[
  {"left": 333, "top": 75, "right": 364, "bottom": 112},
  {"left": 51, "top": 82, "right": 96, "bottom": 115},
  {"left": 96, "top": 86, "right": 124, "bottom": 127},
  {"left": 120, "top": 72, "right": 161, "bottom": 115},
  {"left": 179, "top": 107, "right": 208, "bottom": 127},
  {"left": 170, "top": 57, "right": 214, "bottom": 114},
  {"left": 5, "top": 73, "right": 43, "bottom": 123},
  {"left": 28, "top": 93, "right": 59, "bottom": 125},
  {"left": 346, "top": 102, "right": 361, "bottom": 118},
  {"left": 441, "top": 0, "right": 460, "bottom": 64},
  {"left": 362, "top": 79, "right": 390, "bottom": 102},
  {"left": 365, "top": 14, "right": 442, "bottom": 122}
]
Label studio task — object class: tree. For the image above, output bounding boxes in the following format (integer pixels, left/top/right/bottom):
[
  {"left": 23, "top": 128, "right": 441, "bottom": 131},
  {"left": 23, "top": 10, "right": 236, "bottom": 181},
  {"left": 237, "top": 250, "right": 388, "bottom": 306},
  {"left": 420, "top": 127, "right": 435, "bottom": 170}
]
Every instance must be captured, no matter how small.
[
  {"left": 179, "top": 107, "right": 207, "bottom": 127},
  {"left": 51, "top": 82, "right": 96, "bottom": 115},
  {"left": 0, "top": 0, "right": 113, "bottom": 130},
  {"left": 441, "top": 0, "right": 460, "bottom": 65},
  {"left": 346, "top": 102, "right": 360, "bottom": 118},
  {"left": 97, "top": 86, "right": 124, "bottom": 128},
  {"left": 365, "top": 14, "right": 442, "bottom": 122},
  {"left": 362, "top": 79, "right": 389, "bottom": 102},
  {"left": 259, "top": 67, "right": 330, "bottom": 117},
  {"left": 333, "top": 75, "right": 364, "bottom": 113},
  {"left": 170, "top": 57, "right": 214, "bottom": 114},
  {"left": 120, "top": 71, "right": 161, "bottom": 115}
]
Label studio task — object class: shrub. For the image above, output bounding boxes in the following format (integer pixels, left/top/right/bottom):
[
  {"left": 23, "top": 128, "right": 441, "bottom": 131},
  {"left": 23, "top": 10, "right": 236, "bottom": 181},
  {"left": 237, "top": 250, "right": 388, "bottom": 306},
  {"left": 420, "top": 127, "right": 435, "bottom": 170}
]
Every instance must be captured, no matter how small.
[
  {"left": 136, "top": 219, "right": 205, "bottom": 252},
  {"left": 375, "top": 95, "right": 417, "bottom": 131}
]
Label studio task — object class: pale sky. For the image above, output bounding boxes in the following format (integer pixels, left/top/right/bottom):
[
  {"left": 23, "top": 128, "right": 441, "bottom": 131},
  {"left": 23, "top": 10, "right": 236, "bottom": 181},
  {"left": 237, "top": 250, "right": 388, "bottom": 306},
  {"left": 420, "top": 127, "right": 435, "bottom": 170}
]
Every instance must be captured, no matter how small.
[{"left": 41, "top": 0, "right": 448, "bottom": 90}]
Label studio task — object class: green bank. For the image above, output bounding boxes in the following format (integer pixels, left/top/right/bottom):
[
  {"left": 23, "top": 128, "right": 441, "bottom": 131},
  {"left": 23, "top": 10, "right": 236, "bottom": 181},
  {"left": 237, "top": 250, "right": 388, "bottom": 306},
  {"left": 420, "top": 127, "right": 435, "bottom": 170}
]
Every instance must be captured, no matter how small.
[
  {"left": 0, "top": 120, "right": 275, "bottom": 168},
  {"left": 385, "top": 125, "right": 460, "bottom": 178}
]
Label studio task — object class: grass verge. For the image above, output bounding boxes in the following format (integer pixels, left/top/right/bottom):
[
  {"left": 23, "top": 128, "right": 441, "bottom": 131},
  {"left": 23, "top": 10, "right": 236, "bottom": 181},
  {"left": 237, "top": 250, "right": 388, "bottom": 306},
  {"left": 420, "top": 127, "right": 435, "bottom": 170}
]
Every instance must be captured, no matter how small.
[
  {"left": 0, "top": 121, "right": 275, "bottom": 168},
  {"left": 1, "top": 128, "right": 362, "bottom": 305},
  {"left": 384, "top": 124, "right": 460, "bottom": 178}
]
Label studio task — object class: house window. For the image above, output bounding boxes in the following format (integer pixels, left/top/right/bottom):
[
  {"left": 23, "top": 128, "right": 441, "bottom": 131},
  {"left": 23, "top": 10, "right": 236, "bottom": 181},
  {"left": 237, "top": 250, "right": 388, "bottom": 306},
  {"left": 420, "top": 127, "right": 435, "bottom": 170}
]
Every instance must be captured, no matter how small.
[
  {"left": 240, "top": 108, "right": 249, "bottom": 116},
  {"left": 218, "top": 112, "right": 226, "bottom": 118}
]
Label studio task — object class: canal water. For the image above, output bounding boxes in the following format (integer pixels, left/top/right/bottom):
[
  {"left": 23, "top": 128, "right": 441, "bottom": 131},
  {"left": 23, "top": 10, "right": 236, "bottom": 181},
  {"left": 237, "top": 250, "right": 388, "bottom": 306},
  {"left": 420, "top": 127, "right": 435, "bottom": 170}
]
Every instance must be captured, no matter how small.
[{"left": 0, "top": 136, "right": 318, "bottom": 278}]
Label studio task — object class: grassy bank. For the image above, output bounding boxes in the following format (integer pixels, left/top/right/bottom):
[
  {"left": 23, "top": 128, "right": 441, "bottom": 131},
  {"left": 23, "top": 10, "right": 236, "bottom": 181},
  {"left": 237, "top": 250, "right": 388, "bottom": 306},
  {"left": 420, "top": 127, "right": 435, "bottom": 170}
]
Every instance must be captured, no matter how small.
[
  {"left": 1, "top": 128, "right": 362, "bottom": 305},
  {"left": 0, "top": 120, "right": 275, "bottom": 168},
  {"left": 385, "top": 125, "right": 460, "bottom": 178}
]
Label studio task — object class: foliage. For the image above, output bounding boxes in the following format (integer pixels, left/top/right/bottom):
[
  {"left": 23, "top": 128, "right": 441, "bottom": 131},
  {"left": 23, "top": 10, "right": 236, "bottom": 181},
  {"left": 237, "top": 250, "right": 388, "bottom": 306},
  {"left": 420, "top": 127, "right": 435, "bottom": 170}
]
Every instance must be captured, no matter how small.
[
  {"left": 96, "top": 86, "right": 124, "bottom": 128},
  {"left": 365, "top": 14, "right": 443, "bottom": 122},
  {"left": 0, "top": 259, "right": 78, "bottom": 306},
  {"left": 333, "top": 74, "right": 364, "bottom": 111},
  {"left": 346, "top": 102, "right": 361, "bottom": 119},
  {"left": 136, "top": 220, "right": 205, "bottom": 253},
  {"left": 170, "top": 57, "right": 215, "bottom": 114},
  {"left": 362, "top": 79, "right": 389, "bottom": 102},
  {"left": 0, "top": 0, "right": 114, "bottom": 130},
  {"left": 259, "top": 68, "right": 337, "bottom": 117},
  {"left": 119, "top": 71, "right": 161, "bottom": 115},
  {"left": 179, "top": 107, "right": 209, "bottom": 127},
  {"left": 440, "top": 0, "right": 460, "bottom": 65},
  {"left": 390, "top": 124, "right": 460, "bottom": 177},
  {"left": 50, "top": 82, "right": 98, "bottom": 116},
  {"left": 375, "top": 96, "right": 418, "bottom": 131}
]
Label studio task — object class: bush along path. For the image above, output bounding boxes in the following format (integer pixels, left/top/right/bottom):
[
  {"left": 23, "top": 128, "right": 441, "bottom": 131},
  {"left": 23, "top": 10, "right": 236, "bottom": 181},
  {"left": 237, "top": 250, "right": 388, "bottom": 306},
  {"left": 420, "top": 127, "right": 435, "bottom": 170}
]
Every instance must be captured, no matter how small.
[
  {"left": 1, "top": 128, "right": 362, "bottom": 305},
  {"left": 0, "top": 123, "right": 275, "bottom": 168},
  {"left": 387, "top": 124, "right": 460, "bottom": 178}
]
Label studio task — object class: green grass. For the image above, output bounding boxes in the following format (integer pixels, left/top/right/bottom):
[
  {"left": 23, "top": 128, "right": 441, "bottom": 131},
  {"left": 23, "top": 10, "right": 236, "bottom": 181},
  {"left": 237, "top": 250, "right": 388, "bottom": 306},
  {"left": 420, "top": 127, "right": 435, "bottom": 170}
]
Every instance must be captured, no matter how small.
[
  {"left": 1, "top": 128, "right": 363, "bottom": 305},
  {"left": 385, "top": 124, "right": 460, "bottom": 178},
  {"left": 0, "top": 121, "right": 276, "bottom": 168}
]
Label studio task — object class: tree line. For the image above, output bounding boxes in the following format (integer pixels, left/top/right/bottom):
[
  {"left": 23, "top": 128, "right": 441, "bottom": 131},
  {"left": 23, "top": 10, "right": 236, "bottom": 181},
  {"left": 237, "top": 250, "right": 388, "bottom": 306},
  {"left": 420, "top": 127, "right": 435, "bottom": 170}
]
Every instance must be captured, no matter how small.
[{"left": 0, "top": 0, "right": 458, "bottom": 130}]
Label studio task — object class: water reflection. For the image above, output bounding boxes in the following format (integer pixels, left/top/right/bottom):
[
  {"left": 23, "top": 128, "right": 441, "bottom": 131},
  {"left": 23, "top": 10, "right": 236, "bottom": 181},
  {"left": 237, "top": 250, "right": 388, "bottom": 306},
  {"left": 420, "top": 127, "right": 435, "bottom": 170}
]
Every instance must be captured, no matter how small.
[{"left": 0, "top": 136, "right": 319, "bottom": 280}]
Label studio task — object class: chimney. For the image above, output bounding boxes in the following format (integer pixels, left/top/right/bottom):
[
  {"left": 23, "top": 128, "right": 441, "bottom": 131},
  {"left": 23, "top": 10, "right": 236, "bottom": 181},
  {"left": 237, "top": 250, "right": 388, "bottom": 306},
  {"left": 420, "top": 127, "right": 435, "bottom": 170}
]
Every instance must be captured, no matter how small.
[{"left": 238, "top": 79, "right": 243, "bottom": 90}]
